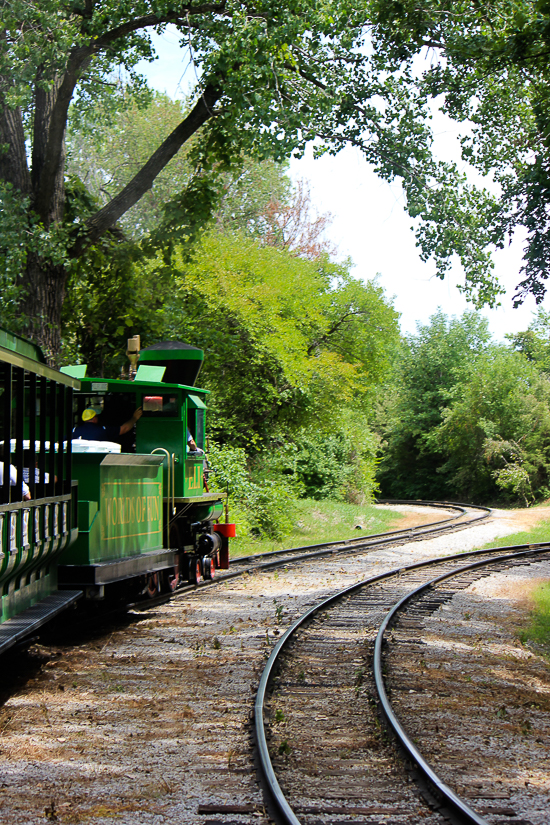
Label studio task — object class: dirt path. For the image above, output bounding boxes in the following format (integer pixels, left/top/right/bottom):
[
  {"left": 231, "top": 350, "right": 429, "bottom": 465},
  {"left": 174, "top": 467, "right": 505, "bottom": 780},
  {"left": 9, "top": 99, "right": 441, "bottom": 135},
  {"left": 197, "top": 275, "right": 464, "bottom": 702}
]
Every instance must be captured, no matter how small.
[{"left": 490, "top": 504, "right": 550, "bottom": 532}]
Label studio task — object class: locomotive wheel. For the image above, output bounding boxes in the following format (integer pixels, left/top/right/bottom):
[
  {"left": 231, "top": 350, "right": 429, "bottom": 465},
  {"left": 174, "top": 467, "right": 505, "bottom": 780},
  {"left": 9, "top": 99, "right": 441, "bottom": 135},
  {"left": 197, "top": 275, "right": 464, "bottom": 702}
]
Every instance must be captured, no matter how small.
[
  {"left": 189, "top": 556, "right": 202, "bottom": 584},
  {"left": 202, "top": 556, "right": 215, "bottom": 580},
  {"left": 146, "top": 572, "right": 159, "bottom": 598}
]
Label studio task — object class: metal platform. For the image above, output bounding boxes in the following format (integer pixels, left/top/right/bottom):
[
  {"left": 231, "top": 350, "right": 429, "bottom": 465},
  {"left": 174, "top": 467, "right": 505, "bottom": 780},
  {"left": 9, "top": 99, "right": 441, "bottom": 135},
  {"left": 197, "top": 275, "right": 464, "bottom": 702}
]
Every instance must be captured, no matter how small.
[
  {"left": 173, "top": 492, "right": 227, "bottom": 504},
  {"left": 58, "top": 548, "right": 177, "bottom": 586},
  {"left": 0, "top": 590, "right": 81, "bottom": 655}
]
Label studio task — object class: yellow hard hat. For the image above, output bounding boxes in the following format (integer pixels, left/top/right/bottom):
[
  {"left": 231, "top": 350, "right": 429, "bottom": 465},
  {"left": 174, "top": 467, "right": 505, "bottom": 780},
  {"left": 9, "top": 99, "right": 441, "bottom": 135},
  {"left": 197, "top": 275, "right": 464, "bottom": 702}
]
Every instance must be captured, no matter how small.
[{"left": 82, "top": 407, "right": 101, "bottom": 422}]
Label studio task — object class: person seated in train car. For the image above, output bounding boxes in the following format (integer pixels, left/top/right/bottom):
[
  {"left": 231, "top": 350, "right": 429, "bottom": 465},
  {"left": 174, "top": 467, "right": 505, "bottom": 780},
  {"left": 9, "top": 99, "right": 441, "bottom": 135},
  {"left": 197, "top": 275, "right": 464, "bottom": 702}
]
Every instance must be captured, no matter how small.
[
  {"left": 0, "top": 446, "right": 31, "bottom": 501},
  {"left": 186, "top": 427, "right": 204, "bottom": 454},
  {"left": 23, "top": 465, "right": 50, "bottom": 484},
  {"left": 72, "top": 405, "right": 143, "bottom": 442},
  {"left": 22, "top": 450, "right": 52, "bottom": 485}
]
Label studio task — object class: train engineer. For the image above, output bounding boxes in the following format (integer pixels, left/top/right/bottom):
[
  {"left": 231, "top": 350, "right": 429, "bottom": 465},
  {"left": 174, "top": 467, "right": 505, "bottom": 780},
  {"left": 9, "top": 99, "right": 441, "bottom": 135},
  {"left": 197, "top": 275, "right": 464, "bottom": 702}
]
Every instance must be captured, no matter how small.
[{"left": 72, "top": 405, "right": 143, "bottom": 442}]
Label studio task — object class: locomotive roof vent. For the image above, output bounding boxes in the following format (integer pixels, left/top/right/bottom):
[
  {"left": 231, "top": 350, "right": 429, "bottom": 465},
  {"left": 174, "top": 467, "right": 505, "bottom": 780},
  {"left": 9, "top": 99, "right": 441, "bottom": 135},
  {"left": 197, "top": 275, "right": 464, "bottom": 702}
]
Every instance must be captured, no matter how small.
[{"left": 139, "top": 341, "right": 204, "bottom": 387}]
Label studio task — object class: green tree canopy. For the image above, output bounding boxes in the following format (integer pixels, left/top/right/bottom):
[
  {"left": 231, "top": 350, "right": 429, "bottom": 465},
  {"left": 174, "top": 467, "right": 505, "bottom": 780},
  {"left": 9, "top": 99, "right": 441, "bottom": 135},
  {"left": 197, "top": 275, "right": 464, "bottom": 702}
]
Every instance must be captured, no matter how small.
[
  {"left": 67, "top": 92, "right": 293, "bottom": 240},
  {"left": 67, "top": 92, "right": 195, "bottom": 238},
  {"left": 155, "top": 230, "right": 400, "bottom": 447},
  {"left": 377, "top": 308, "right": 550, "bottom": 504},
  {"left": 377, "top": 310, "right": 492, "bottom": 499},
  {"left": 432, "top": 349, "right": 550, "bottom": 504},
  {"left": 507, "top": 308, "right": 550, "bottom": 374},
  {"left": 365, "top": 0, "right": 550, "bottom": 306},
  {"left": 0, "top": 0, "right": 418, "bottom": 358}
]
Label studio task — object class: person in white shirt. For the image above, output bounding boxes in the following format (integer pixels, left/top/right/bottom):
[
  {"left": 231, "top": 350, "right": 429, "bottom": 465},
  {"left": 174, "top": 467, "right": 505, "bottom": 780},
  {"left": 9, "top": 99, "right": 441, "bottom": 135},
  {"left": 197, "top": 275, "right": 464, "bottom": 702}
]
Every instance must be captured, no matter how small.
[{"left": 0, "top": 463, "right": 31, "bottom": 500}]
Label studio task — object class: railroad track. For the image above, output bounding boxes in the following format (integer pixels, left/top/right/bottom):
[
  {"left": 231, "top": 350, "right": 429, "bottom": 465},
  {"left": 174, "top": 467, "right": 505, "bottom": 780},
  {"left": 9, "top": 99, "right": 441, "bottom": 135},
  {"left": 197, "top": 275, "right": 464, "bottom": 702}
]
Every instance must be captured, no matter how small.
[
  {"left": 1, "top": 500, "right": 547, "bottom": 825},
  {"left": 256, "top": 542, "right": 550, "bottom": 825},
  {"left": 8, "top": 501, "right": 489, "bottom": 659},
  {"left": 135, "top": 501, "right": 491, "bottom": 610}
]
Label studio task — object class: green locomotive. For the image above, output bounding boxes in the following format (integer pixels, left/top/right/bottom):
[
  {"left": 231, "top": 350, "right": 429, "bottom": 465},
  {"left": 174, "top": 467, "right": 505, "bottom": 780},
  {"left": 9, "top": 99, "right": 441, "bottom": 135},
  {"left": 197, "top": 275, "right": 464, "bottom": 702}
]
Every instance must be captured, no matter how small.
[{"left": 0, "top": 331, "right": 234, "bottom": 654}]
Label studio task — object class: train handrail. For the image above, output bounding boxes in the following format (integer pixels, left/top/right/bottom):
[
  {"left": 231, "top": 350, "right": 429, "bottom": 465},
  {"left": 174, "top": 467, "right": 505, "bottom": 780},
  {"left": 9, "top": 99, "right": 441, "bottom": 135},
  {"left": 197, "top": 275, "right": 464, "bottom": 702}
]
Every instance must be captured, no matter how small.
[{"left": 151, "top": 448, "right": 175, "bottom": 516}]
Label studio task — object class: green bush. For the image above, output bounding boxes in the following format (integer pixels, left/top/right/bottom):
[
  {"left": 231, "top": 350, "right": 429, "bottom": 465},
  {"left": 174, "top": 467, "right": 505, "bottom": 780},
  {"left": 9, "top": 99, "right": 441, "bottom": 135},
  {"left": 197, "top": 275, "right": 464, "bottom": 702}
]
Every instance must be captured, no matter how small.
[
  {"left": 207, "top": 442, "right": 299, "bottom": 540},
  {"left": 291, "top": 414, "right": 379, "bottom": 504}
]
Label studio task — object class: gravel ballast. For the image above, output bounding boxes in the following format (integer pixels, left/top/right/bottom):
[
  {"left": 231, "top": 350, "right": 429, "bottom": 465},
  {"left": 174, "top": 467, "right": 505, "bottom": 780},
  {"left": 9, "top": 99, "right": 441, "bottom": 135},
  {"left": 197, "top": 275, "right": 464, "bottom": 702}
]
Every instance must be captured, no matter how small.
[{"left": 0, "top": 504, "right": 548, "bottom": 825}]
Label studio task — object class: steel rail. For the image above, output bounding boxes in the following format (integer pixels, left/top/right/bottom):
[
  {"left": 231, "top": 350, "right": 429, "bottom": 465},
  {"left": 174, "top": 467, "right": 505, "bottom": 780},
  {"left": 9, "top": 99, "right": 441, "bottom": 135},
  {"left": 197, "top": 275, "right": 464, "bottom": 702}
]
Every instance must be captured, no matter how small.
[
  {"left": 373, "top": 542, "right": 550, "bottom": 825},
  {"left": 235, "top": 500, "right": 479, "bottom": 565},
  {"left": 229, "top": 502, "right": 491, "bottom": 574},
  {"left": 254, "top": 539, "right": 550, "bottom": 825},
  {"left": 133, "top": 500, "right": 488, "bottom": 610}
]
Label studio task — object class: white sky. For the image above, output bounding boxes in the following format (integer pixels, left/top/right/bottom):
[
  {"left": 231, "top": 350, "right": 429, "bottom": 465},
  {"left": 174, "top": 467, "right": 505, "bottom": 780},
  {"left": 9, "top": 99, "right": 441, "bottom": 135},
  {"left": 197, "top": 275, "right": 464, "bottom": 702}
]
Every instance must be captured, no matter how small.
[{"left": 138, "top": 28, "right": 545, "bottom": 341}]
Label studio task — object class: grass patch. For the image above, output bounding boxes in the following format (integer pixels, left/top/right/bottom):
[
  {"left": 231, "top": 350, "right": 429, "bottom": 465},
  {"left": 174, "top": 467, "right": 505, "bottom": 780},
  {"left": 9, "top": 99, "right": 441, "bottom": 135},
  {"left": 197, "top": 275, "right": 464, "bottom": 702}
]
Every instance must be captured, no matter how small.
[
  {"left": 228, "top": 498, "right": 406, "bottom": 558},
  {"left": 476, "top": 520, "right": 550, "bottom": 552},
  {"left": 476, "top": 520, "right": 550, "bottom": 658},
  {"left": 519, "top": 582, "right": 550, "bottom": 658}
]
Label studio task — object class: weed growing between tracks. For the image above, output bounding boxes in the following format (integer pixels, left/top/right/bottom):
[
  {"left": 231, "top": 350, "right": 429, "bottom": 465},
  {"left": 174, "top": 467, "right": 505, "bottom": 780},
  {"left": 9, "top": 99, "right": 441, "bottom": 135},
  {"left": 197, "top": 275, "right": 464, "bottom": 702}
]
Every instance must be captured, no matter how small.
[{"left": 520, "top": 582, "right": 550, "bottom": 658}]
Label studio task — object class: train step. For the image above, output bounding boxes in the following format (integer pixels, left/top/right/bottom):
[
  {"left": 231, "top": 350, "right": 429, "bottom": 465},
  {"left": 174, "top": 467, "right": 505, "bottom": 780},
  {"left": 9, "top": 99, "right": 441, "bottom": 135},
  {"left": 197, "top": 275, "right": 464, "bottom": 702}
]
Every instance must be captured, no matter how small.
[{"left": 0, "top": 590, "right": 82, "bottom": 655}]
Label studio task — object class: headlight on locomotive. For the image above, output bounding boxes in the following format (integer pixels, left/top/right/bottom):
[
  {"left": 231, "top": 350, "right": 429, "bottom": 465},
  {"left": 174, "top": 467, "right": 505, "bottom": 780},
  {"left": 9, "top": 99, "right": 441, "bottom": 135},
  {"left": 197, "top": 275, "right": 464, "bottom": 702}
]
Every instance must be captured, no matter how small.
[{"left": 196, "top": 530, "right": 222, "bottom": 555}]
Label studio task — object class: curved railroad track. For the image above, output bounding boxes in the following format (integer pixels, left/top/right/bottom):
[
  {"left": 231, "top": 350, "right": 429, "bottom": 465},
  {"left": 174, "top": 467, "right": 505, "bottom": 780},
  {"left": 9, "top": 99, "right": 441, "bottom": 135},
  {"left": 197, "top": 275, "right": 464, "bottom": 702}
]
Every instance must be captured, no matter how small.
[
  {"left": 2, "top": 500, "right": 547, "bottom": 825},
  {"left": 256, "top": 542, "right": 550, "bottom": 825},
  {"left": 136, "top": 501, "right": 491, "bottom": 610}
]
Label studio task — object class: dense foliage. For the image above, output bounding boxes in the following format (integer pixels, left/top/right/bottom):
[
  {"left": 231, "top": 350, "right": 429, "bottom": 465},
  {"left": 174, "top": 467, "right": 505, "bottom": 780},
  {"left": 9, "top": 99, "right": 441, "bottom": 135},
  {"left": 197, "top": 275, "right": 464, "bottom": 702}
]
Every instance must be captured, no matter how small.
[
  {"left": 6, "top": 2, "right": 550, "bottom": 529},
  {"left": 5, "top": 0, "right": 550, "bottom": 360},
  {"left": 60, "top": 140, "right": 400, "bottom": 538},
  {"left": 377, "top": 310, "right": 550, "bottom": 506},
  {"left": 0, "top": 0, "right": 431, "bottom": 357}
]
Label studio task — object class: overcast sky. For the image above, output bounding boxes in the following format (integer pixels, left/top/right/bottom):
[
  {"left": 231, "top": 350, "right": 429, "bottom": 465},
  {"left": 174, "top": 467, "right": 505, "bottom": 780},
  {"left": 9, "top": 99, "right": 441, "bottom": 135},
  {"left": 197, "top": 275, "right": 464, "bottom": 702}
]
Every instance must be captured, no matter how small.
[{"left": 138, "top": 28, "right": 546, "bottom": 341}]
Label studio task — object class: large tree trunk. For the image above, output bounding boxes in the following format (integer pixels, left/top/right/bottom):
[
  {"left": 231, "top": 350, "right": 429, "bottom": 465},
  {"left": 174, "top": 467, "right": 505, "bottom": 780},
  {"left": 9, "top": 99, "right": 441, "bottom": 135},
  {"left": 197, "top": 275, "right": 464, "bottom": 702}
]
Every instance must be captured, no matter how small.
[
  {"left": 2, "top": 64, "right": 69, "bottom": 364},
  {"left": 2, "top": 15, "right": 220, "bottom": 364},
  {"left": 20, "top": 255, "right": 69, "bottom": 365}
]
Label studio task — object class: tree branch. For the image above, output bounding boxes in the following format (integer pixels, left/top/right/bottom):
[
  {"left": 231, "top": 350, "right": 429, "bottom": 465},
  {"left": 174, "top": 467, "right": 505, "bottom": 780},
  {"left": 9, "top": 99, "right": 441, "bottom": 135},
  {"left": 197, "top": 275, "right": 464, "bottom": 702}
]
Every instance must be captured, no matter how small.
[
  {"left": 33, "top": 4, "right": 227, "bottom": 222},
  {"left": 307, "top": 307, "right": 367, "bottom": 354},
  {"left": 72, "top": 83, "right": 221, "bottom": 253},
  {"left": 92, "top": 4, "right": 228, "bottom": 50}
]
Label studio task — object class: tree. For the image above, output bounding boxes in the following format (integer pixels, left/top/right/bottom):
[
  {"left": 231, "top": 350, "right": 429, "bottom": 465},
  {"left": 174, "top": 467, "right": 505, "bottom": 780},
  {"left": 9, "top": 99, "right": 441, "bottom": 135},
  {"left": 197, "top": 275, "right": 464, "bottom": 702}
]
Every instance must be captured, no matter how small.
[
  {"left": 507, "top": 309, "right": 550, "bottom": 374},
  {"left": 1, "top": 0, "right": 414, "bottom": 359},
  {"left": 67, "top": 92, "right": 196, "bottom": 238},
  {"left": 432, "top": 349, "right": 550, "bottom": 503},
  {"left": 362, "top": 0, "right": 550, "bottom": 307},
  {"left": 376, "top": 310, "right": 492, "bottom": 499},
  {"left": 156, "top": 230, "right": 400, "bottom": 447},
  {"left": 377, "top": 308, "right": 550, "bottom": 504},
  {"left": 61, "top": 102, "right": 341, "bottom": 374},
  {"left": 255, "top": 179, "right": 337, "bottom": 260},
  {"left": 67, "top": 93, "right": 295, "bottom": 240}
]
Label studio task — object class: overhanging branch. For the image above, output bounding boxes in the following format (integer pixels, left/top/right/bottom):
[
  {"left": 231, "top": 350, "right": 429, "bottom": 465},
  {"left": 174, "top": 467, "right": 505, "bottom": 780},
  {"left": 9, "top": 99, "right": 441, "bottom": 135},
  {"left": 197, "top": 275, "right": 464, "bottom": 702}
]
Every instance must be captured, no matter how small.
[
  {"left": 34, "top": 4, "right": 227, "bottom": 222},
  {"left": 72, "top": 82, "right": 221, "bottom": 253}
]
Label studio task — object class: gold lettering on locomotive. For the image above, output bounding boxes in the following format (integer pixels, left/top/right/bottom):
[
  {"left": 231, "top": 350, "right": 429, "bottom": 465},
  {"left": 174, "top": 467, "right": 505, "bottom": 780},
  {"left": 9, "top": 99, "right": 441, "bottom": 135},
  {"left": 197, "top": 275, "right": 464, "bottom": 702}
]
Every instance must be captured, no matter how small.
[
  {"left": 100, "top": 481, "right": 162, "bottom": 543},
  {"left": 188, "top": 463, "right": 202, "bottom": 491}
]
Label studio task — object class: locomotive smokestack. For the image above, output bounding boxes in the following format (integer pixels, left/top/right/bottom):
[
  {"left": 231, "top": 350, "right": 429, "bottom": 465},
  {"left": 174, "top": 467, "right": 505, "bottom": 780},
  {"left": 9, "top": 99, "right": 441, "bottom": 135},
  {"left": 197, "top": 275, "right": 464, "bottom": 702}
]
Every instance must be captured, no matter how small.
[{"left": 126, "top": 335, "right": 140, "bottom": 380}]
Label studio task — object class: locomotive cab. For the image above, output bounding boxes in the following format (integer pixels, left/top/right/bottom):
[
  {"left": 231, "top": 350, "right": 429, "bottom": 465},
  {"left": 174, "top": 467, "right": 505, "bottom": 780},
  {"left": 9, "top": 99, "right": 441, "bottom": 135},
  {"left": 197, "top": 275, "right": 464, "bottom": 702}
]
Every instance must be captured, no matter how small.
[{"left": 58, "top": 339, "right": 232, "bottom": 597}]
